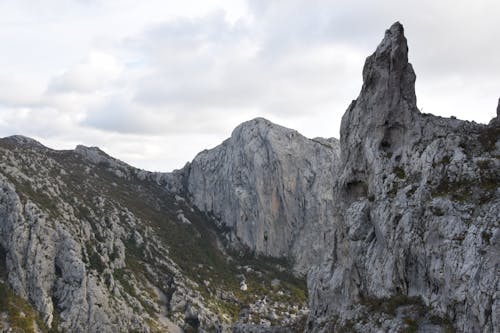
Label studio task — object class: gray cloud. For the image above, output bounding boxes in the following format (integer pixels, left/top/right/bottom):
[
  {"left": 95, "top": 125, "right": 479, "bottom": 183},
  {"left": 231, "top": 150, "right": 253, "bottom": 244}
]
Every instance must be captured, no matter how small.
[
  {"left": 0, "top": 0, "right": 499, "bottom": 171},
  {"left": 82, "top": 8, "right": 366, "bottom": 135}
]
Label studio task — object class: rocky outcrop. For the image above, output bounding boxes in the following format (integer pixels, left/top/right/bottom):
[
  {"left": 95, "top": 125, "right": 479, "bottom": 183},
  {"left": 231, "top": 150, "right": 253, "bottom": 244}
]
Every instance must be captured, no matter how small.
[
  {"left": 0, "top": 21, "right": 497, "bottom": 333},
  {"left": 307, "top": 22, "right": 499, "bottom": 333},
  {"left": 0, "top": 137, "right": 309, "bottom": 333},
  {"left": 0, "top": 141, "right": 147, "bottom": 332},
  {"left": 174, "top": 118, "right": 340, "bottom": 273}
]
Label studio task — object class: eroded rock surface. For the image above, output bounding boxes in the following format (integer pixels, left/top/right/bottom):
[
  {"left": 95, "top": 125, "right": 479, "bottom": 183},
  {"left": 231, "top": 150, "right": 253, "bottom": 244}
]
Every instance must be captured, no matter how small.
[
  {"left": 307, "top": 22, "right": 499, "bottom": 333},
  {"left": 0, "top": 22, "right": 498, "bottom": 333},
  {"left": 0, "top": 138, "right": 308, "bottom": 332},
  {"left": 171, "top": 118, "right": 340, "bottom": 273}
]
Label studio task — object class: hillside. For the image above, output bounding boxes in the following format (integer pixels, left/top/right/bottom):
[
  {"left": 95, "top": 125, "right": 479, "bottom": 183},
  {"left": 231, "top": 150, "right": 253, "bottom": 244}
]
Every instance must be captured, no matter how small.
[{"left": 0, "top": 22, "right": 498, "bottom": 333}]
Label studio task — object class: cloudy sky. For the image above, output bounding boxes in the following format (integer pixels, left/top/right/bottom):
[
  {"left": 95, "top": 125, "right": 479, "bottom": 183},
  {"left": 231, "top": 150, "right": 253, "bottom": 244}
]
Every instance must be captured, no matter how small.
[{"left": 0, "top": 0, "right": 499, "bottom": 171}]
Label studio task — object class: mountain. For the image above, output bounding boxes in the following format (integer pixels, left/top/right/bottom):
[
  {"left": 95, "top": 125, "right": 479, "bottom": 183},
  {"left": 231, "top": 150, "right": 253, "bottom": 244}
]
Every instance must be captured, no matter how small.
[
  {"left": 0, "top": 136, "right": 308, "bottom": 332},
  {"left": 307, "top": 22, "right": 499, "bottom": 332},
  {"left": 166, "top": 118, "right": 340, "bottom": 274},
  {"left": 0, "top": 22, "right": 498, "bottom": 333}
]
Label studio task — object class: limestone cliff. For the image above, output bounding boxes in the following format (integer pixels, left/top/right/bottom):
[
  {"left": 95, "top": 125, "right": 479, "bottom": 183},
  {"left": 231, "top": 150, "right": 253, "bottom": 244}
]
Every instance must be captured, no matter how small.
[
  {"left": 0, "top": 22, "right": 498, "bottom": 333},
  {"left": 307, "top": 22, "right": 499, "bottom": 333},
  {"left": 171, "top": 118, "right": 340, "bottom": 274},
  {"left": 0, "top": 136, "right": 308, "bottom": 333}
]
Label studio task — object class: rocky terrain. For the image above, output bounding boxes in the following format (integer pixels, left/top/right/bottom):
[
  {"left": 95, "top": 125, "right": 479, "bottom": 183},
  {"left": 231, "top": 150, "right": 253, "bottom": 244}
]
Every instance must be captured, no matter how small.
[
  {"left": 306, "top": 23, "right": 499, "bottom": 332},
  {"left": 0, "top": 137, "right": 309, "bottom": 332},
  {"left": 0, "top": 22, "right": 498, "bottom": 333},
  {"left": 164, "top": 118, "right": 340, "bottom": 274}
]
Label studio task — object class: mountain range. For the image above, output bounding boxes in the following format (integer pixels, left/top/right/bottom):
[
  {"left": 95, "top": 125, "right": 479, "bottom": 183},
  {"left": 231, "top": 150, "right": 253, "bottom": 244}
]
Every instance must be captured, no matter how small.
[{"left": 0, "top": 22, "right": 498, "bottom": 333}]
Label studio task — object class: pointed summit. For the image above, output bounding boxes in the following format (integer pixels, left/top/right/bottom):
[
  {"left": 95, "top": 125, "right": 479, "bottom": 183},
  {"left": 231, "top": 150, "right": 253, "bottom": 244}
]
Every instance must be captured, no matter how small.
[
  {"left": 339, "top": 22, "right": 420, "bottom": 178},
  {"left": 340, "top": 22, "right": 419, "bottom": 141},
  {"left": 360, "top": 21, "right": 416, "bottom": 109}
]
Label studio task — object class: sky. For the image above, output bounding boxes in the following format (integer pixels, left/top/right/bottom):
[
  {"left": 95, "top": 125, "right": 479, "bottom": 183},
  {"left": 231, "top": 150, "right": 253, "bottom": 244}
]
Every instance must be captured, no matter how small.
[{"left": 0, "top": 0, "right": 499, "bottom": 172}]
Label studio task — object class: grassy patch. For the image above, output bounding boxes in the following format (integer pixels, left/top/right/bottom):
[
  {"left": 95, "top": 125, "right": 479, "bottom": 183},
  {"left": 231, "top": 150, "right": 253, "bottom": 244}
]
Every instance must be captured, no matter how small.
[
  {"left": 0, "top": 244, "right": 7, "bottom": 280},
  {"left": 402, "top": 317, "right": 418, "bottom": 333},
  {"left": 336, "top": 319, "right": 356, "bottom": 333},
  {"left": 429, "top": 314, "right": 454, "bottom": 333},
  {"left": 88, "top": 248, "right": 106, "bottom": 274},
  {"left": 361, "top": 294, "right": 425, "bottom": 317},
  {"left": 479, "top": 125, "right": 500, "bottom": 152},
  {"left": 432, "top": 155, "right": 452, "bottom": 168},
  {"left": 113, "top": 269, "right": 137, "bottom": 297},
  {"left": 393, "top": 167, "right": 406, "bottom": 179},
  {"left": 0, "top": 281, "right": 58, "bottom": 333},
  {"left": 388, "top": 183, "right": 398, "bottom": 198},
  {"left": 432, "top": 175, "right": 498, "bottom": 204},
  {"left": 4, "top": 176, "right": 59, "bottom": 217}
]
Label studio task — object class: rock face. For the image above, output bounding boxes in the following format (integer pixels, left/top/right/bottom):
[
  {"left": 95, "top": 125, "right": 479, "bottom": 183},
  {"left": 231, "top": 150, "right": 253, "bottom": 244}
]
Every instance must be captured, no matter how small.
[
  {"left": 307, "top": 22, "right": 499, "bottom": 333},
  {"left": 0, "top": 21, "right": 498, "bottom": 333},
  {"left": 0, "top": 138, "right": 309, "bottom": 332},
  {"left": 173, "top": 118, "right": 340, "bottom": 273}
]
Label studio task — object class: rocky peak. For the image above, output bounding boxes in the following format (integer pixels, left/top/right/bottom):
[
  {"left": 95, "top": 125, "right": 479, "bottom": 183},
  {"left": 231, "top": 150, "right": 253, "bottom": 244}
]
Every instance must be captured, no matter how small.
[
  {"left": 2, "top": 135, "right": 46, "bottom": 149},
  {"left": 490, "top": 98, "right": 500, "bottom": 125},
  {"left": 230, "top": 117, "right": 303, "bottom": 145},
  {"left": 74, "top": 145, "right": 130, "bottom": 171},
  {"left": 308, "top": 22, "right": 499, "bottom": 333},
  {"left": 339, "top": 22, "right": 420, "bottom": 185},
  {"left": 178, "top": 117, "right": 340, "bottom": 271},
  {"left": 360, "top": 21, "right": 417, "bottom": 108}
]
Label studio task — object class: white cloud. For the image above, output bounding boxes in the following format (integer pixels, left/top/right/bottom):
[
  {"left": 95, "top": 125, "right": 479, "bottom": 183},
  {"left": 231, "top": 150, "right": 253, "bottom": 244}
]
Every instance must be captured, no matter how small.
[
  {"left": 0, "top": 74, "right": 46, "bottom": 107},
  {"left": 48, "top": 52, "right": 122, "bottom": 93},
  {"left": 0, "top": 0, "right": 499, "bottom": 171}
]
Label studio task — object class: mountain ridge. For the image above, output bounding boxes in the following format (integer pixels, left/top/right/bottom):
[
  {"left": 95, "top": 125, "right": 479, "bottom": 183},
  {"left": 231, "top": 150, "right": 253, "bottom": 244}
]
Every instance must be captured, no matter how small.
[{"left": 0, "top": 22, "right": 499, "bottom": 333}]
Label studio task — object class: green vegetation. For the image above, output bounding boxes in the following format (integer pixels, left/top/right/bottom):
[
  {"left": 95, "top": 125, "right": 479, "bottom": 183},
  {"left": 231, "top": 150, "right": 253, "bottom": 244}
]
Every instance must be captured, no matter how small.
[
  {"left": 429, "top": 314, "right": 454, "bottom": 333},
  {"left": 3, "top": 175, "right": 59, "bottom": 217},
  {"left": 402, "top": 317, "right": 418, "bottom": 333},
  {"left": 360, "top": 294, "right": 457, "bottom": 333},
  {"left": 360, "top": 294, "right": 425, "bottom": 317},
  {"left": 476, "top": 159, "right": 491, "bottom": 170},
  {"left": 432, "top": 174, "right": 497, "bottom": 204},
  {"left": 0, "top": 245, "right": 7, "bottom": 280},
  {"left": 393, "top": 167, "right": 406, "bottom": 179},
  {"left": 88, "top": 248, "right": 106, "bottom": 274},
  {"left": 113, "top": 269, "right": 137, "bottom": 297},
  {"left": 0, "top": 281, "right": 57, "bottom": 333},
  {"left": 93, "top": 166, "right": 308, "bottom": 321},
  {"left": 478, "top": 125, "right": 500, "bottom": 152},
  {"left": 432, "top": 179, "right": 471, "bottom": 202},
  {"left": 481, "top": 231, "right": 491, "bottom": 244},
  {"left": 387, "top": 183, "right": 398, "bottom": 198},
  {"left": 0, "top": 142, "right": 309, "bottom": 329},
  {"left": 336, "top": 319, "right": 356, "bottom": 333},
  {"left": 432, "top": 155, "right": 452, "bottom": 168}
]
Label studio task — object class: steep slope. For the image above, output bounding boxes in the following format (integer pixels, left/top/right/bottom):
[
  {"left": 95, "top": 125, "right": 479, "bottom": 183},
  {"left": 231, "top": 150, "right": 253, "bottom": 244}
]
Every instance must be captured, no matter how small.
[
  {"left": 307, "top": 22, "right": 499, "bottom": 333},
  {"left": 0, "top": 21, "right": 498, "bottom": 333},
  {"left": 169, "top": 118, "right": 340, "bottom": 274},
  {"left": 0, "top": 136, "right": 309, "bottom": 333}
]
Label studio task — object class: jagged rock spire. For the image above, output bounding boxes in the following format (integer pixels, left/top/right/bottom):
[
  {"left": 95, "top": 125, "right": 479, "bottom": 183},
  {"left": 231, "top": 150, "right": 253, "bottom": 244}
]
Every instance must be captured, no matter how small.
[
  {"left": 338, "top": 21, "right": 423, "bottom": 192},
  {"left": 339, "top": 22, "right": 420, "bottom": 172},
  {"left": 360, "top": 22, "right": 417, "bottom": 108}
]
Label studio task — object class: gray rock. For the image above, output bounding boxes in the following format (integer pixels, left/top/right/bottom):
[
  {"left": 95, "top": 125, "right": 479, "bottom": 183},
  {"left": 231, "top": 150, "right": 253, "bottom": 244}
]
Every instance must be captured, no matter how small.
[
  {"left": 171, "top": 118, "right": 340, "bottom": 273},
  {"left": 307, "top": 22, "right": 499, "bottom": 333},
  {"left": 0, "top": 20, "right": 497, "bottom": 333},
  {"left": 0, "top": 140, "right": 235, "bottom": 332}
]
